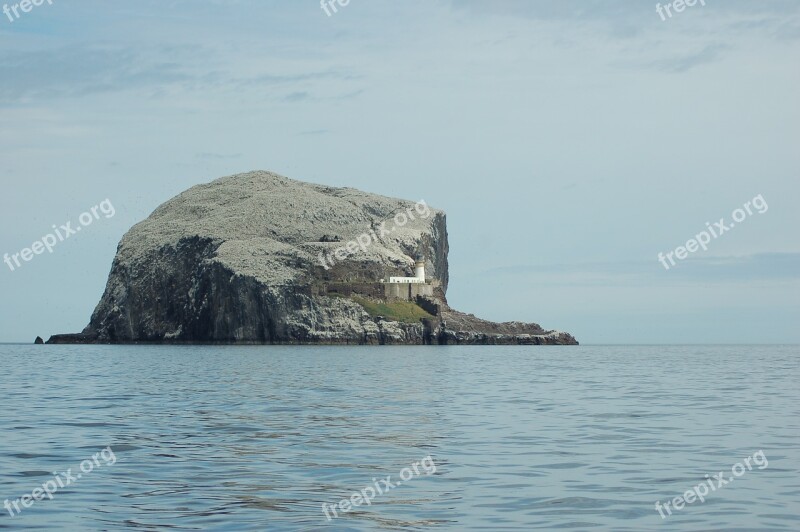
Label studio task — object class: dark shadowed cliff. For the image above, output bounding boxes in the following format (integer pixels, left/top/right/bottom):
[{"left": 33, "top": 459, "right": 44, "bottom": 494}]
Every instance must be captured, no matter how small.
[{"left": 48, "top": 171, "right": 577, "bottom": 345}]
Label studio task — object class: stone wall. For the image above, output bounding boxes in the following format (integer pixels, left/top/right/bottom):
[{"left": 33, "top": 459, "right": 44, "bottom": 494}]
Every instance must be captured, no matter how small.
[
  {"left": 313, "top": 282, "right": 386, "bottom": 299},
  {"left": 384, "top": 282, "right": 433, "bottom": 300},
  {"left": 312, "top": 280, "right": 435, "bottom": 302}
]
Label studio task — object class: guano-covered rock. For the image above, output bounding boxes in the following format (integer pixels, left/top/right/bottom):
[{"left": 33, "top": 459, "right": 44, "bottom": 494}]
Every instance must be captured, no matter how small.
[{"left": 47, "top": 171, "right": 577, "bottom": 345}]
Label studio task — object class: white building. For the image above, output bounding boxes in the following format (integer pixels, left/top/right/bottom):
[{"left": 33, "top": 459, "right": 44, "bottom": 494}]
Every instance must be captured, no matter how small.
[{"left": 389, "top": 256, "right": 426, "bottom": 284}]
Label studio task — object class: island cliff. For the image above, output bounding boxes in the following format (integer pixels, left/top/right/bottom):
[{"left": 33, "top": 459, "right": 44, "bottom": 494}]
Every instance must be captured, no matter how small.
[{"left": 47, "top": 171, "right": 577, "bottom": 345}]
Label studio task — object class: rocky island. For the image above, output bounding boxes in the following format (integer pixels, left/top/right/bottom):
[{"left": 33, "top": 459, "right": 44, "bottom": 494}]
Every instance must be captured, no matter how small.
[{"left": 47, "top": 171, "right": 577, "bottom": 345}]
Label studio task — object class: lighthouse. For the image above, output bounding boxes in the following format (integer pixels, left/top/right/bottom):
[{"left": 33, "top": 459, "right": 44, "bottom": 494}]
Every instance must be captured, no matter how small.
[
  {"left": 385, "top": 251, "right": 434, "bottom": 300},
  {"left": 414, "top": 254, "right": 425, "bottom": 281},
  {"left": 388, "top": 252, "right": 428, "bottom": 284}
]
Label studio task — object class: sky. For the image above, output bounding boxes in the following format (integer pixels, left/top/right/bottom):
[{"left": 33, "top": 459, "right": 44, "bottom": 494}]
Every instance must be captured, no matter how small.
[{"left": 0, "top": 0, "right": 798, "bottom": 344}]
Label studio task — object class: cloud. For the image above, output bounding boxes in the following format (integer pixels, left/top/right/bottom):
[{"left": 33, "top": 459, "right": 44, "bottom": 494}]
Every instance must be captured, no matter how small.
[
  {"left": 449, "top": 0, "right": 800, "bottom": 46},
  {"left": 283, "top": 91, "right": 310, "bottom": 102},
  {"left": 243, "top": 71, "right": 358, "bottom": 87},
  {"left": 281, "top": 88, "right": 363, "bottom": 103},
  {"left": 299, "top": 129, "right": 329, "bottom": 136},
  {"left": 0, "top": 44, "right": 198, "bottom": 103},
  {"left": 484, "top": 253, "right": 800, "bottom": 284},
  {"left": 196, "top": 152, "right": 242, "bottom": 160},
  {"left": 449, "top": 0, "right": 800, "bottom": 23},
  {"left": 645, "top": 43, "right": 730, "bottom": 73},
  {"left": 448, "top": 0, "right": 641, "bottom": 23},
  {"left": 0, "top": 43, "right": 359, "bottom": 105}
]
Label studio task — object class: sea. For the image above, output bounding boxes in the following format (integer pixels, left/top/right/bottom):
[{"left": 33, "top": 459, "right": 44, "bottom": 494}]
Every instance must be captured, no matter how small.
[{"left": 0, "top": 344, "right": 797, "bottom": 531}]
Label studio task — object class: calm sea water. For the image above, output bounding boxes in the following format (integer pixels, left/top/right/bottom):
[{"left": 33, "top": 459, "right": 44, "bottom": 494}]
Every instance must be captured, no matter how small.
[{"left": 0, "top": 344, "right": 797, "bottom": 531}]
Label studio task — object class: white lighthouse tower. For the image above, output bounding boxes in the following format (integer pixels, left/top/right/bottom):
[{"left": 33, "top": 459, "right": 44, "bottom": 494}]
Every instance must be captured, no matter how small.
[
  {"left": 388, "top": 252, "right": 427, "bottom": 284},
  {"left": 385, "top": 251, "right": 434, "bottom": 299},
  {"left": 414, "top": 254, "right": 425, "bottom": 281}
]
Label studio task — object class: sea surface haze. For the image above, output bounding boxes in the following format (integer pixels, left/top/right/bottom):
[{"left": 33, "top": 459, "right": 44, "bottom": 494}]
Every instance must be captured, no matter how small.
[{"left": 0, "top": 344, "right": 798, "bottom": 530}]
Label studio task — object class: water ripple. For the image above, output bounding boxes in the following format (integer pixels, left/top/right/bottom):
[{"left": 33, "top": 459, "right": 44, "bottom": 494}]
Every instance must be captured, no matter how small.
[{"left": 0, "top": 344, "right": 798, "bottom": 530}]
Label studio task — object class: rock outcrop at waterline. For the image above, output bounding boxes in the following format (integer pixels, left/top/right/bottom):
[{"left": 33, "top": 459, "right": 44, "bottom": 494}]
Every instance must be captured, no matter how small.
[{"left": 47, "top": 171, "right": 577, "bottom": 345}]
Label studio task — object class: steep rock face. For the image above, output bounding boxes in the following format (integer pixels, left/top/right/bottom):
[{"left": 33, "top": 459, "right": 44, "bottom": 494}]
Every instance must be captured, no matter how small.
[{"left": 47, "top": 171, "right": 577, "bottom": 345}]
